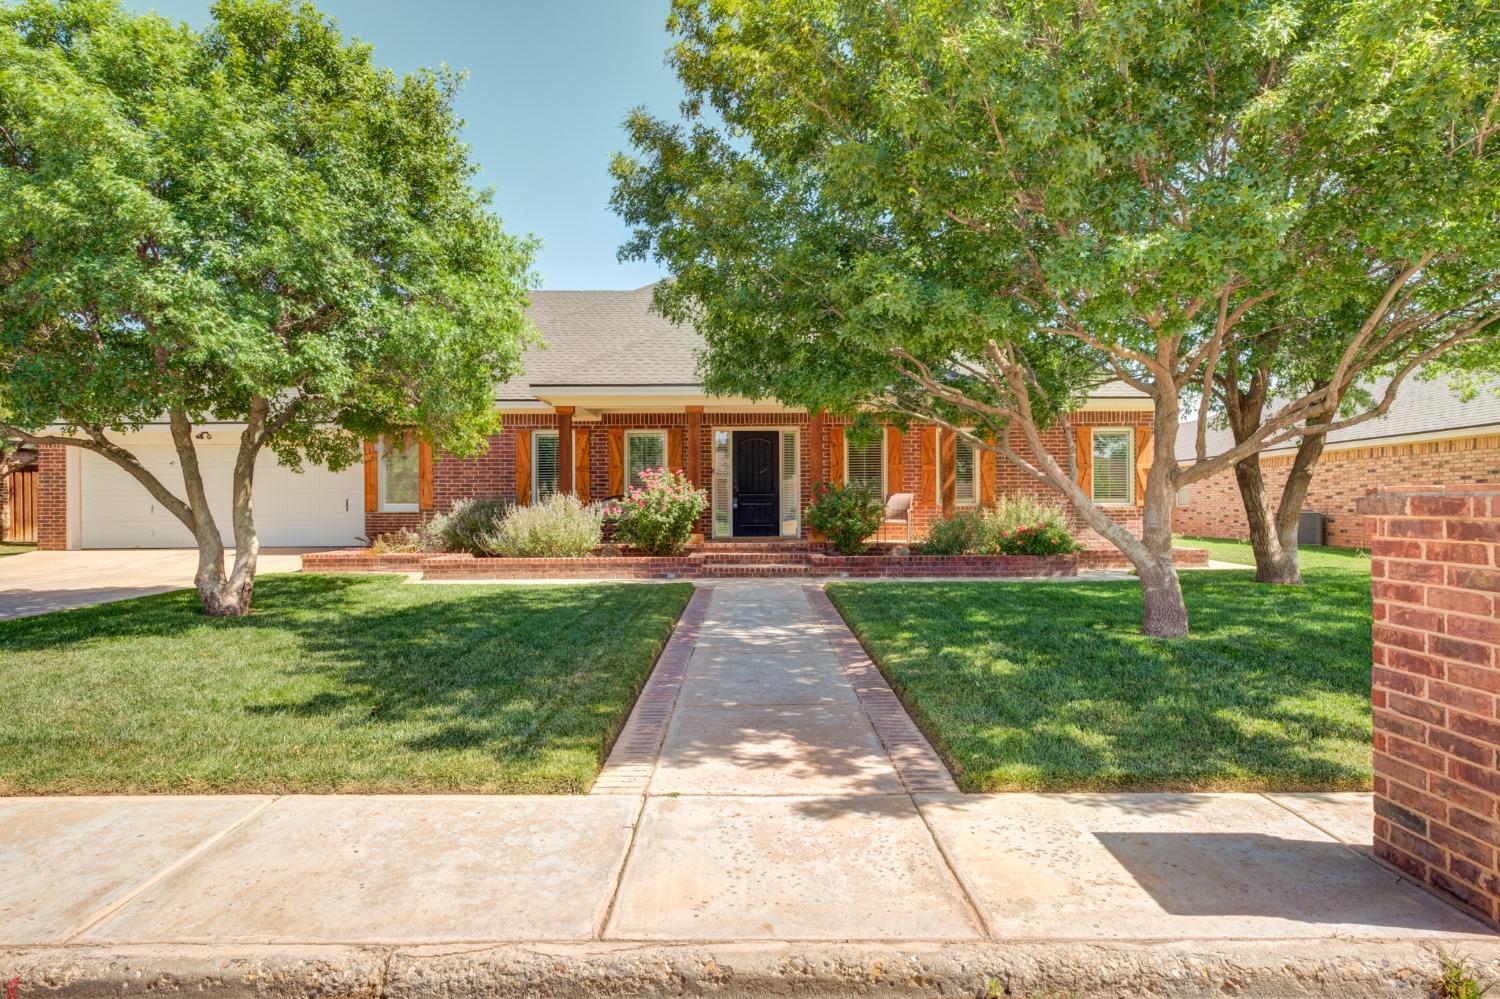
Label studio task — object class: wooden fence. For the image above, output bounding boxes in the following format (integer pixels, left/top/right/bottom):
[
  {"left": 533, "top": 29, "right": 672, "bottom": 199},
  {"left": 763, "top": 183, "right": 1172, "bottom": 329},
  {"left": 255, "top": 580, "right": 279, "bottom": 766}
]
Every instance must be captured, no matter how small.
[{"left": 3, "top": 466, "right": 37, "bottom": 543}]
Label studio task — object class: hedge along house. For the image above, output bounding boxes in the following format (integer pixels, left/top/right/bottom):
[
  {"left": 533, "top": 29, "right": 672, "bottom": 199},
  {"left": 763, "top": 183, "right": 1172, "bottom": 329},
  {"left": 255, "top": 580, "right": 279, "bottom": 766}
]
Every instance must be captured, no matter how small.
[
  {"left": 1174, "top": 372, "right": 1500, "bottom": 550},
  {"left": 35, "top": 285, "right": 1156, "bottom": 550}
]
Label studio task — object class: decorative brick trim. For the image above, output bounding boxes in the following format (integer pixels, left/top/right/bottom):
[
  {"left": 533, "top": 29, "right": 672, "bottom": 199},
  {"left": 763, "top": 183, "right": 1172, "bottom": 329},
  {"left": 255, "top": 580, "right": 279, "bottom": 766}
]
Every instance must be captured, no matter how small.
[
  {"left": 592, "top": 587, "right": 712, "bottom": 795},
  {"left": 805, "top": 585, "right": 959, "bottom": 794},
  {"left": 1360, "top": 486, "right": 1500, "bottom": 929}
]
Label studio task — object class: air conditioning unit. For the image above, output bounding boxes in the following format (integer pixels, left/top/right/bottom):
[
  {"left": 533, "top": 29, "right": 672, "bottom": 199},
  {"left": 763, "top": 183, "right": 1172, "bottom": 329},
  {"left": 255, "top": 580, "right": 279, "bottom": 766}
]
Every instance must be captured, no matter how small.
[{"left": 1298, "top": 511, "right": 1325, "bottom": 546}]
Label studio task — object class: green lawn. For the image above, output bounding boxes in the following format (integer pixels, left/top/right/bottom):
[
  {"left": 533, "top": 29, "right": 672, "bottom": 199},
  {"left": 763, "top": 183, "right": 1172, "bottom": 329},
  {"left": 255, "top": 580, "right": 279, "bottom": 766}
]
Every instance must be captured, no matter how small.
[
  {"left": 0, "top": 541, "right": 35, "bottom": 557},
  {"left": 1176, "top": 534, "right": 1370, "bottom": 572},
  {"left": 0, "top": 575, "right": 692, "bottom": 794},
  {"left": 828, "top": 564, "right": 1373, "bottom": 792}
]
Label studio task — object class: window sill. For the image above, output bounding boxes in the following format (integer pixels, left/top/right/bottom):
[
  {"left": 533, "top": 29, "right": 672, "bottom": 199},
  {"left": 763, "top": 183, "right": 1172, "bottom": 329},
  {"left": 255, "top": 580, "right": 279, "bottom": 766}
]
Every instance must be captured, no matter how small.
[{"left": 380, "top": 504, "right": 420, "bottom": 513}]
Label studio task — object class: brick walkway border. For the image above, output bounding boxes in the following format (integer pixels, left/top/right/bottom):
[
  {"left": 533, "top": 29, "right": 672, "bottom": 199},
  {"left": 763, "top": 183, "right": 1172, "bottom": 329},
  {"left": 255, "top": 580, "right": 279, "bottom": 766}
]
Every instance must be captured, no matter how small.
[
  {"left": 805, "top": 585, "right": 960, "bottom": 794},
  {"left": 591, "top": 586, "right": 713, "bottom": 794}
]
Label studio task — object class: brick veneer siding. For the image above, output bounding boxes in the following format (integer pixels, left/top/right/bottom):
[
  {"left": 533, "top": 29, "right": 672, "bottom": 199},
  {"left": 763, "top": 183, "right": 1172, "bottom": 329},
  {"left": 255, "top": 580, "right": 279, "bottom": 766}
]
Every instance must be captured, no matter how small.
[
  {"left": 1360, "top": 486, "right": 1500, "bottom": 929},
  {"left": 365, "top": 408, "right": 1155, "bottom": 546},
  {"left": 35, "top": 444, "right": 67, "bottom": 550},
  {"left": 1175, "top": 432, "right": 1500, "bottom": 549}
]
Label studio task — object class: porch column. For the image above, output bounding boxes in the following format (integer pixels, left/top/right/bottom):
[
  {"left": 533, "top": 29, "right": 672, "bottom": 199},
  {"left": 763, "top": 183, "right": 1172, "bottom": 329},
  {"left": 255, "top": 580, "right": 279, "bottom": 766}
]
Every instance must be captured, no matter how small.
[
  {"left": 685, "top": 405, "right": 704, "bottom": 488},
  {"left": 808, "top": 411, "right": 825, "bottom": 484},
  {"left": 556, "top": 406, "right": 574, "bottom": 495}
]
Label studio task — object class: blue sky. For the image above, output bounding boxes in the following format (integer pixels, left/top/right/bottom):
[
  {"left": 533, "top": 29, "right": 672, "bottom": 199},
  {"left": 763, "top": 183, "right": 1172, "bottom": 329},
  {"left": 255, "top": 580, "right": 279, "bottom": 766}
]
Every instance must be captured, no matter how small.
[{"left": 121, "top": 0, "right": 684, "bottom": 289}]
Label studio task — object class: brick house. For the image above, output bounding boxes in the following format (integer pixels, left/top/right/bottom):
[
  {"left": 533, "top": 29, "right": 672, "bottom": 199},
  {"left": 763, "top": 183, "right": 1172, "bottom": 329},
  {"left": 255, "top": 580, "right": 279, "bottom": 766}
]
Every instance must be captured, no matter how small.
[
  {"left": 36, "top": 286, "right": 1155, "bottom": 550},
  {"left": 1174, "top": 374, "right": 1500, "bottom": 549}
]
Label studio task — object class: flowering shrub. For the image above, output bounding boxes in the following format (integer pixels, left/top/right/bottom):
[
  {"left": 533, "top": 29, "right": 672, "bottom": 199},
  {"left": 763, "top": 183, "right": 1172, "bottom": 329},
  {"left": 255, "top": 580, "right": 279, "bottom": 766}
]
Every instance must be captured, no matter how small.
[
  {"left": 482, "top": 493, "right": 604, "bottom": 557},
  {"left": 918, "top": 510, "right": 987, "bottom": 555},
  {"left": 428, "top": 497, "right": 513, "bottom": 555},
  {"left": 982, "top": 495, "right": 1072, "bottom": 537},
  {"left": 993, "top": 522, "right": 1080, "bottom": 556},
  {"left": 806, "top": 481, "right": 884, "bottom": 555},
  {"left": 368, "top": 527, "right": 432, "bottom": 554},
  {"left": 604, "top": 467, "right": 708, "bottom": 555}
]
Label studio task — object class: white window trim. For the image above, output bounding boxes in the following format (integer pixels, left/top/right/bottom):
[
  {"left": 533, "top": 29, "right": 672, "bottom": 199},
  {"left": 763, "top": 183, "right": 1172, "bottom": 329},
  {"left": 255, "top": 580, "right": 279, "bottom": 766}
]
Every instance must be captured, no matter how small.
[
  {"left": 533, "top": 430, "right": 560, "bottom": 505},
  {"left": 1091, "top": 427, "right": 1134, "bottom": 506},
  {"left": 953, "top": 432, "right": 978, "bottom": 507},
  {"left": 624, "top": 429, "right": 668, "bottom": 490},
  {"left": 377, "top": 437, "right": 419, "bottom": 513},
  {"left": 844, "top": 434, "right": 886, "bottom": 495}
]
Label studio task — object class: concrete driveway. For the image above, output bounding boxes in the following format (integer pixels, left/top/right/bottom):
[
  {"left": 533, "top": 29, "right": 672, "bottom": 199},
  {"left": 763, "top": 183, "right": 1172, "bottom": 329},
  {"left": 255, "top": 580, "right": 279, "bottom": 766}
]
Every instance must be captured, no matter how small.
[{"left": 0, "top": 548, "right": 310, "bottom": 620}]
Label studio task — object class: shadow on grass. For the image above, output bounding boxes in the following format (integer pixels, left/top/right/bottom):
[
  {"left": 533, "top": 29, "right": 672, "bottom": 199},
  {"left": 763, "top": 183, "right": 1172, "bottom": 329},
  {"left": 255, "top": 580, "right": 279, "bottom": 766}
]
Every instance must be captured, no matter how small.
[
  {"left": 827, "top": 569, "right": 1373, "bottom": 793},
  {"left": 0, "top": 574, "right": 692, "bottom": 791}
]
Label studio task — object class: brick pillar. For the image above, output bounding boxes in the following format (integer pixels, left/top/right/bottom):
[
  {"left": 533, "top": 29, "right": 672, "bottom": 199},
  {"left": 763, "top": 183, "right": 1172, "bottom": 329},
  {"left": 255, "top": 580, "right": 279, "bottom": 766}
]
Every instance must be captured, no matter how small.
[
  {"left": 808, "top": 411, "right": 825, "bottom": 484},
  {"left": 556, "top": 407, "right": 574, "bottom": 496},
  {"left": 1359, "top": 485, "right": 1500, "bottom": 929},
  {"left": 36, "top": 443, "right": 68, "bottom": 550},
  {"left": 685, "top": 405, "right": 703, "bottom": 489}
]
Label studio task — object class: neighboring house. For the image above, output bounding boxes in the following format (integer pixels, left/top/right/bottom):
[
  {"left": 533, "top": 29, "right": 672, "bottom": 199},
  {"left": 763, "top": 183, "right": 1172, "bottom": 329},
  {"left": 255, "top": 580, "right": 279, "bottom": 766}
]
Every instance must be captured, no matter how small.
[
  {"left": 35, "top": 286, "right": 1155, "bottom": 550},
  {"left": 1174, "top": 373, "right": 1500, "bottom": 548}
]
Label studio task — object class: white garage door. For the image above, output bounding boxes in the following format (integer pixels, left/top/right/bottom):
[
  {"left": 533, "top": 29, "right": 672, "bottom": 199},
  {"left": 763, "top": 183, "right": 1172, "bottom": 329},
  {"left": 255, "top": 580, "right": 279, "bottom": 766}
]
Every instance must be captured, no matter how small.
[{"left": 80, "top": 439, "right": 365, "bottom": 549}]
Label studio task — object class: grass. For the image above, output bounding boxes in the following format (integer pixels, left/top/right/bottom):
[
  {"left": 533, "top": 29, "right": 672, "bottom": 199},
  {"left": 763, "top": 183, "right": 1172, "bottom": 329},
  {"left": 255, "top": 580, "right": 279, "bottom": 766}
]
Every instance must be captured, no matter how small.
[
  {"left": 827, "top": 560, "right": 1373, "bottom": 792},
  {"left": 0, "top": 541, "right": 35, "bottom": 557},
  {"left": 1176, "top": 534, "right": 1370, "bottom": 572},
  {"left": 0, "top": 574, "right": 693, "bottom": 794}
]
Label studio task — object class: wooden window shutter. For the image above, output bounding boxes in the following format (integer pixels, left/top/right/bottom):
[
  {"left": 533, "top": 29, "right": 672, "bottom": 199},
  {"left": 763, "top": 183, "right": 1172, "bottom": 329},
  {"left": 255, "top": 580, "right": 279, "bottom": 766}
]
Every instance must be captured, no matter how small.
[
  {"left": 607, "top": 428, "right": 624, "bottom": 496},
  {"left": 828, "top": 425, "right": 845, "bottom": 483},
  {"left": 418, "top": 442, "right": 434, "bottom": 510},
  {"left": 919, "top": 428, "right": 936, "bottom": 503},
  {"left": 514, "top": 428, "right": 532, "bottom": 505},
  {"left": 979, "top": 446, "right": 997, "bottom": 506},
  {"left": 939, "top": 429, "right": 956, "bottom": 508},
  {"left": 1073, "top": 425, "right": 1093, "bottom": 492},
  {"left": 363, "top": 440, "right": 378, "bottom": 513},
  {"left": 574, "top": 428, "right": 591, "bottom": 502},
  {"left": 667, "top": 427, "right": 684, "bottom": 473},
  {"left": 885, "top": 427, "right": 903, "bottom": 498},
  {"left": 1134, "top": 426, "right": 1153, "bottom": 507}
]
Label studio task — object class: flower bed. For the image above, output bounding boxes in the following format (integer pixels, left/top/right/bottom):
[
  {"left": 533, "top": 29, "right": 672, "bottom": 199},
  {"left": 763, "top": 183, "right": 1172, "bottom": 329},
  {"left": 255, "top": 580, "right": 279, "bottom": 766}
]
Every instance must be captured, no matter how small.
[{"left": 807, "top": 553, "right": 1078, "bottom": 578}]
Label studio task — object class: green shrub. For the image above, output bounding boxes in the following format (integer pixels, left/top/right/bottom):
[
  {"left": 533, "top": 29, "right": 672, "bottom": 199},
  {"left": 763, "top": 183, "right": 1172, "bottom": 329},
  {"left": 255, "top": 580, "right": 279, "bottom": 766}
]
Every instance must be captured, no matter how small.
[
  {"left": 994, "top": 522, "right": 1080, "bottom": 556},
  {"left": 605, "top": 467, "right": 709, "bottom": 556},
  {"left": 919, "top": 510, "right": 988, "bottom": 555},
  {"left": 983, "top": 495, "right": 1074, "bottom": 536},
  {"left": 482, "top": 493, "right": 604, "bottom": 557},
  {"left": 428, "top": 496, "right": 512, "bottom": 555},
  {"left": 807, "top": 482, "right": 884, "bottom": 555}
]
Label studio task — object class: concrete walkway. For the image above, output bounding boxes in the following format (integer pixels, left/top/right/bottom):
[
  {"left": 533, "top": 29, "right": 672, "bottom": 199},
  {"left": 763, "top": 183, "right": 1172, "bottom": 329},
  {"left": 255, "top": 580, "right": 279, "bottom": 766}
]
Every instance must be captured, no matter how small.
[
  {"left": 3, "top": 580, "right": 1497, "bottom": 997},
  {"left": 0, "top": 549, "right": 311, "bottom": 620}
]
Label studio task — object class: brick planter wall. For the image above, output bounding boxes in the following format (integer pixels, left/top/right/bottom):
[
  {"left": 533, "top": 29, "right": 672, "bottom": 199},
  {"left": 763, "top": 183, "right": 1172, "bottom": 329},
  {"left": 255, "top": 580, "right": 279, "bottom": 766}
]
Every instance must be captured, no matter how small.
[{"left": 1358, "top": 486, "right": 1500, "bottom": 929}]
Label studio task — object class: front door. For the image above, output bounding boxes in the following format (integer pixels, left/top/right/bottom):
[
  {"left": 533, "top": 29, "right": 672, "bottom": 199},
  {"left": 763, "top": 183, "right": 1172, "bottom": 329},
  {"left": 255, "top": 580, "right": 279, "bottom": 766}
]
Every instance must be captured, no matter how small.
[{"left": 732, "top": 431, "right": 779, "bottom": 536}]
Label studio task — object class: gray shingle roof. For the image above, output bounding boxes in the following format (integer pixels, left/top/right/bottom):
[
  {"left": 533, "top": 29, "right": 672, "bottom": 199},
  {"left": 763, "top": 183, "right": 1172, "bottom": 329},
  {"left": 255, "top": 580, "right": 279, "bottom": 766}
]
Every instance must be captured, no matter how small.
[
  {"left": 1176, "top": 371, "right": 1500, "bottom": 462},
  {"left": 497, "top": 286, "right": 703, "bottom": 401},
  {"left": 499, "top": 284, "right": 1150, "bottom": 405}
]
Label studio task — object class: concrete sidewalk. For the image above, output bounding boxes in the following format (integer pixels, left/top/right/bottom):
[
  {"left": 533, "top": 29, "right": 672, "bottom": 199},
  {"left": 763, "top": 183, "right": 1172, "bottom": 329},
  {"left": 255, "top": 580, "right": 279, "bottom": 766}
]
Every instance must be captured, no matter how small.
[{"left": 3, "top": 580, "right": 1497, "bottom": 997}]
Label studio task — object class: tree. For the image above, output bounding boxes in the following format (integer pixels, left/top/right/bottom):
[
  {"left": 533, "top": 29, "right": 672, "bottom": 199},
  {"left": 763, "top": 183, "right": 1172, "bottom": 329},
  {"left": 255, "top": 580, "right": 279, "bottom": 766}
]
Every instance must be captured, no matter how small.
[
  {"left": 0, "top": 0, "right": 536, "bottom": 614},
  {"left": 612, "top": 0, "right": 1500, "bottom": 635}
]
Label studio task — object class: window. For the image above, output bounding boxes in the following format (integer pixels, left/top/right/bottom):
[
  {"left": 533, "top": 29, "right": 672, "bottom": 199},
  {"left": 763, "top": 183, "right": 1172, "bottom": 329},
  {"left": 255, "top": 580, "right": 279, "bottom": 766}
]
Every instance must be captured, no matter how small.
[
  {"left": 712, "top": 430, "right": 731, "bottom": 538},
  {"left": 953, "top": 436, "right": 977, "bottom": 506},
  {"left": 1091, "top": 429, "right": 1133, "bottom": 504},
  {"left": 845, "top": 436, "right": 884, "bottom": 494},
  {"left": 379, "top": 437, "right": 420, "bottom": 511},
  {"left": 626, "top": 430, "right": 667, "bottom": 490},
  {"left": 780, "top": 429, "right": 799, "bottom": 537},
  {"left": 533, "top": 431, "right": 560, "bottom": 503},
  {"left": 1175, "top": 485, "right": 1191, "bottom": 508}
]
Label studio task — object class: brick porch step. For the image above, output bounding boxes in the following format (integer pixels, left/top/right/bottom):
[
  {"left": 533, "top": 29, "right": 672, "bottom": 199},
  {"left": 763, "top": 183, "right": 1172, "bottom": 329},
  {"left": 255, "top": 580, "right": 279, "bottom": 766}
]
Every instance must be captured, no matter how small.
[{"left": 701, "top": 561, "right": 813, "bottom": 577}]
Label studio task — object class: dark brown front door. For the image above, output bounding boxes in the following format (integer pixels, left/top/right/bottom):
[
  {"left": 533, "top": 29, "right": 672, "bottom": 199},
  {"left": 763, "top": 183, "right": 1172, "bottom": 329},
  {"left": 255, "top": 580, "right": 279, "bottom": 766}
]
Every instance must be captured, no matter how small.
[{"left": 732, "top": 431, "right": 779, "bottom": 537}]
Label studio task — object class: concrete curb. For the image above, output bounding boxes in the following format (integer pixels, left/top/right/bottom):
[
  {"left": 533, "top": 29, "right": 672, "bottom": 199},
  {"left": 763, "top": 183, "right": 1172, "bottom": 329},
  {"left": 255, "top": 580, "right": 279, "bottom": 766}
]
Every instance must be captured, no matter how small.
[{"left": 7, "top": 940, "right": 1500, "bottom": 998}]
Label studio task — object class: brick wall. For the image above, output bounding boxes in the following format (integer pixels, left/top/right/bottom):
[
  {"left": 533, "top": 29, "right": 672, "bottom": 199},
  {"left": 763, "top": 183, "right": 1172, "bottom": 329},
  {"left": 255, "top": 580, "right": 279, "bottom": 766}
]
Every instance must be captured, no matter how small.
[
  {"left": 1359, "top": 486, "right": 1500, "bottom": 929},
  {"left": 367, "top": 409, "right": 1154, "bottom": 546},
  {"left": 35, "top": 444, "right": 67, "bottom": 550},
  {"left": 1176, "top": 432, "right": 1500, "bottom": 548}
]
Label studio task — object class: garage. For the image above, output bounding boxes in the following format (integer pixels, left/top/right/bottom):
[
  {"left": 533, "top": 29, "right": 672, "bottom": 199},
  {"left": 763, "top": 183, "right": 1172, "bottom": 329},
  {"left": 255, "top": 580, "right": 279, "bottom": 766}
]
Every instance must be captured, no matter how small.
[{"left": 78, "top": 433, "right": 364, "bottom": 549}]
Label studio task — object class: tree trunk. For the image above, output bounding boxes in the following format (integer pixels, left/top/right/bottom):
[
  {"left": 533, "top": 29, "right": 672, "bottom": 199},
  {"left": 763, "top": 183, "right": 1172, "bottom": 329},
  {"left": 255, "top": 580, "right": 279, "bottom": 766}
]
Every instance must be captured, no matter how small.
[
  {"left": 1233, "top": 454, "right": 1302, "bottom": 585},
  {"left": 1139, "top": 555, "right": 1189, "bottom": 638},
  {"left": 1136, "top": 415, "right": 1189, "bottom": 637},
  {"left": 169, "top": 406, "right": 261, "bottom": 617}
]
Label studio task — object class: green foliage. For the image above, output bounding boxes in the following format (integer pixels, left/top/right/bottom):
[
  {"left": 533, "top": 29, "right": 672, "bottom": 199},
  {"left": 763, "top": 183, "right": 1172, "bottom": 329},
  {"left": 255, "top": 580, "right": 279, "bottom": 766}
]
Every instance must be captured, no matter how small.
[
  {"left": 984, "top": 497, "right": 1074, "bottom": 537},
  {"left": 994, "top": 522, "right": 1080, "bottom": 557},
  {"left": 482, "top": 494, "right": 604, "bottom": 558},
  {"left": 0, "top": 0, "right": 536, "bottom": 466},
  {"left": 604, "top": 467, "right": 708, "bottom": 556},
  {"left": 1437, "top": 953, "right": 1493, "bottom": 999},
  {"left": 806, "top": 481, "right": 884, "bottom": 555},
  {"left": 428, "top": 497, "right": 513, "bottom": 556},
  {"left": 919, "top": 511, "right": 988, "bottom": 556}
]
